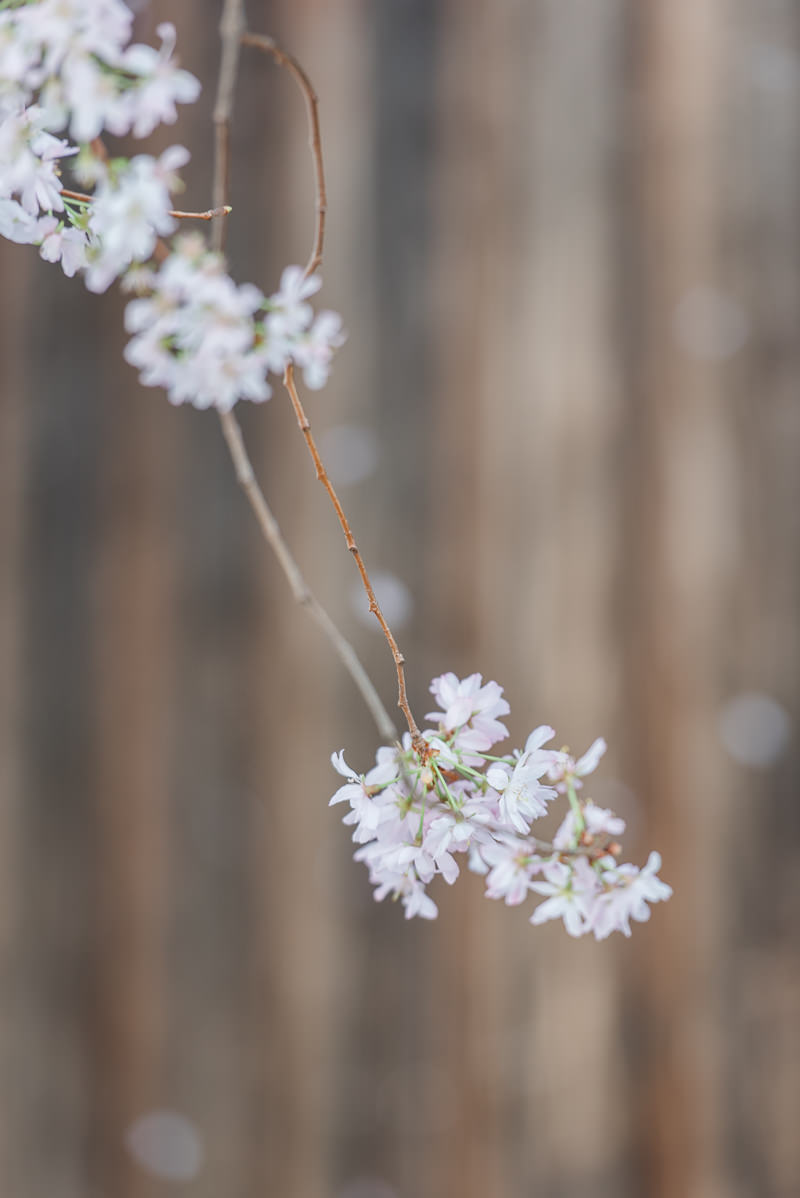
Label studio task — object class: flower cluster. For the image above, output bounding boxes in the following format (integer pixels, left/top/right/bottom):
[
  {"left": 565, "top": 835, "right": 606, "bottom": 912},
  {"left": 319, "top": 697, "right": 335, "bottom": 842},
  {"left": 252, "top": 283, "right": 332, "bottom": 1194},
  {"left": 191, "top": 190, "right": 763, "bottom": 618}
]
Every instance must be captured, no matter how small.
[
  {"left": 0, "top": 0, "right": 345, "bottom": 410},
  {"left": 0, "top": 1, "right": 199, "bottom": 277},
  {"left": 124, "top": 240, "right": 345, "bottom": 409},
  {"left": 330, "top": 673, "right": 672, "bottom": 937},
  {"left": 0, "top": 1, "right": 199, "bottom": 140}
]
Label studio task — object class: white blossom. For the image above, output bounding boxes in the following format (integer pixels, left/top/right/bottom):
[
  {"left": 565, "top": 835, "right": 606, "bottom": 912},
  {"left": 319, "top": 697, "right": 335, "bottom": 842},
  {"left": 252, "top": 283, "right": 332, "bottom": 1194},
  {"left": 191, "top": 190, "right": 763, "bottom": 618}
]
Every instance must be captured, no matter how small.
[
  {"left": 294, "top": 309, "right": 346, "bottom": 390},
  {"left": 267, "top": 264, "right": 321, "bottom": 336},
  {"left": 118, "top": 23, "right": 201, "bottom": 139},
  {"left": 0, "top": 106, "right": 76, "bottom": 214},
  {"left": 547, "top": 736, "right": 607, "bottom": 792},
  {"left": 0, "top": 195, "right": 39, "bottom": 243},
  {"left": 36, "top": 213, "right": 89, "bottom": 275},
  {"left": 530, "top": 858, "right": 599, "bottom": 937},
  {"left": 553, "top": 800, "right": 626, "bottom": 851},
  {"left": 84, "top": 147, "right": 187, "bottom": 292}
]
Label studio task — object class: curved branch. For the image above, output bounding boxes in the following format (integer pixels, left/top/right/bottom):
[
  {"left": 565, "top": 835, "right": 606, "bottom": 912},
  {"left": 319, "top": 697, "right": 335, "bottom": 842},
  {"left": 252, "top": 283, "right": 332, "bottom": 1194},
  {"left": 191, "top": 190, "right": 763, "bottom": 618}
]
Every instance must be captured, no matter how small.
[
  {"left": 283, "top": 365, "right": 425, "bottom": 753},
  {"left": 211, "top": 0, "right": 398, "bottom": 744},
  {"left": 240, "top": 31, "right": 327, "bottom": 278},
  {"left": 237, "top": 19, "right": 425, "bottom": 751}
]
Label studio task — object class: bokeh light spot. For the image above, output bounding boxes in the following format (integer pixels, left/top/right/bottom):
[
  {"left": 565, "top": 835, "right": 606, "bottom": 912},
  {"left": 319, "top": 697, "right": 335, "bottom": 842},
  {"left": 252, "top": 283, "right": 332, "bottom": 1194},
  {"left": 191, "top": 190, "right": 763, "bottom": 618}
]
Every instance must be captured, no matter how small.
[
  {"left": 337, "top": 1178, "right": 398, "bottom": 1198},
  {"left": 718, "top": 691, "right": 791, "bottom": 768},
  {"left": 351, "top": 570, "right": 413, "bottom": 630},
  {"left": 319, "top": 423, "right": 380, "bottom": 486},
  {"left": 125, "top": 1110, "right": 204, "bottom": 1182},
  {"left": 673, "top": 287, "right": 750, "bottom": 361}
]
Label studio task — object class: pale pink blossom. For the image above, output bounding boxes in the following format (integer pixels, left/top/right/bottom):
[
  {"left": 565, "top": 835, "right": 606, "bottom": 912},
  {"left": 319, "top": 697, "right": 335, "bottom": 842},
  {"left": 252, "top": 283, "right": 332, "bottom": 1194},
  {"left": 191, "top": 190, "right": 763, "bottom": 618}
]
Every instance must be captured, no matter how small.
[
  {"left": 162, "top": 343, "right": 271, "bottom": 412},
  {"left": 85, "top": 147, "right": 188, "bottom": 291},
  {"left": 547, "top": 736, "right": 607, "bottom": 792},
  {"left": 426, "top": 672, "right": 510, "bottom": 754},
  {"left": 36, "top": 213, "right": 88, "bottom": 276},
  {"left": 530, "top": 858, "right": 599, "bottom": 937},
  {"left": 328, "top": 749, "right": 398, "bottom": 843},
  {"left": 553, "top": 800, "right": 626, "bottom": 851},
  {"left": 586, "top": 852, "right": 672, "bottom": 940},
  {"left": 481, "top": 840, "right": 541, "bottom": 906},
  {"left": 60, "top": 51, "right": 130, "bottom": 141},
  {"left": 22, "top": 0, "right": 133, "bottom": 76},
  {"left": 486, "top": 726, "right": 556, "bottom": 833},
  {"left": 398, "top": 878, "right": 438, "bottom": 920},
  {"left": 294, "top": 309, "right": 346, "bottom": 390},
  {"left": 118, "top": 23, "right": 200, "bottom": 139},
  {"left": 0, "top": 196, "right": 38, "bottom": 243},
  {"left": 120, "top": 236, "right": 343, "bottom": 410},
  {"left": 423, "top": 810, "right": 475, "bottom": 860},
  {"left": 0, "top": 19, "right": 42, "bottom": 110},
  {"left": 267, "top": 265, "right": 321, "bottom": 336},
  {"left": 0, "top": 0, "right": 197, "bottom": 144},
  {"left": 0, "top": 107, "right": 76, "bottom": 214}
]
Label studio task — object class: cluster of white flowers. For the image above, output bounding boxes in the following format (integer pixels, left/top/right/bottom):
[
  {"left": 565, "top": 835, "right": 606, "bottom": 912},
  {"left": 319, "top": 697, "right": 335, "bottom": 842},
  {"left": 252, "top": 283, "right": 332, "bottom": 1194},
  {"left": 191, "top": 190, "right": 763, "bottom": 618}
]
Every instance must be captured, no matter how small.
[
  {"left": 331, "top": 673, "right": 672, "bottom": 937},
  {"left": 124, "top": 240, "right": 345, "bottom": 409},
  {"left": 0, "top": 0, "right": 198, "bottom": 273},
  {"left": 0, "top": 0, "right": 345, "bottom": 409},
  {"left": 0, "top": 0, "right": 198, "bottom": 139}
]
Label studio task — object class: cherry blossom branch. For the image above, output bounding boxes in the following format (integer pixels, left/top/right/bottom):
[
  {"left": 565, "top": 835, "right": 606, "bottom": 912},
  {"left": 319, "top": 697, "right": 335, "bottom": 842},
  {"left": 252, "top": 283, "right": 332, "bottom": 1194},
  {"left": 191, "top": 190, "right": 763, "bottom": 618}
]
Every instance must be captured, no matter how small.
[
  {"left": 212, "top": 0, "right": 245, "bottom": 225},
  {"left": 283, "top": 364, "right": 425, "bottom": 753},
  {"left": 239, "top": 21, "right": 425, "bottom": 753},
  {"left": 211, "top": 1, "right": 425, "bottom": 753},
  {"left": 218, "top": 412, "right": 398, "bottom": 743},
  {"left": 0, "top": 0, "right": 673, "bottom": 937},
  {"left": 59, "top": 187, "right": 232, "bottom": 221},
  {"left": 240, "top": 31, "right": 326, "bottom": 278},
  {"left": 210, "top": 0, "right": 398, "bottom": 744},
  {"left": 507, "top": 830, "right": 622, "bottom": 862},
  {"left": 167, "top": 205, "right": 232, "bottom": 221}
]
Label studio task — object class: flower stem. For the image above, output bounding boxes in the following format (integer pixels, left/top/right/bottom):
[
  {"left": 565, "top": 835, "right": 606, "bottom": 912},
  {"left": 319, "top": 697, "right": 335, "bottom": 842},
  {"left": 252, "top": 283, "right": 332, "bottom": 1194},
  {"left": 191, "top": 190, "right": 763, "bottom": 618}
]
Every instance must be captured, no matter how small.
[{"left": 565, "top": 778, "right": 585, "bottom": 839}]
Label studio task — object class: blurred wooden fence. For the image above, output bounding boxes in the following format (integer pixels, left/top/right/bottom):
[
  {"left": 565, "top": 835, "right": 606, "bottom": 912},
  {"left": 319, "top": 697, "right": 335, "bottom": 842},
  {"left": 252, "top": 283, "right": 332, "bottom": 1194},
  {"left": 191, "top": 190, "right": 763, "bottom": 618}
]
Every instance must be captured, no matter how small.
[{"left": 0, "top": 1, "right": 798, "bottom": 1196}]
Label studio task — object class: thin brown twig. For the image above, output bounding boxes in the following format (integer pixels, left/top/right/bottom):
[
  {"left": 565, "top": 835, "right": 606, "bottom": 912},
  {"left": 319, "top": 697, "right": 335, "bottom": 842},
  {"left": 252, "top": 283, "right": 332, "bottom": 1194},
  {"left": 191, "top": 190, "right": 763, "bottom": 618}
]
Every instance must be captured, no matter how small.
[
  {"left": 59, "top": 187, "right": 97, "bottom": 204},
  {"left": 218, "top": 411, "right": 398, "bottom": 743},
  {"left": 240, "top": 26, "right": 424, "bottom": 752},
  {"left": 212, "top": 0, "right": 245, "bottom": 252},
  {"left": 283, "top": 365, "right": 425, "bottom": 754},
  {"left": 240, "top": 31, "right": 327, "bottom": 277},
  {"left": 531, "top": 837, "right": 624, "bottom": 864},
  {"left": 171, "top": 205, "right": 232, "bottom": 221},
  {"left": 59, "top": 188, "right": 232, "bottom": 222},
  {"left": 487, "top": 825, "right": 622, "bottom": 863},
  {"left": 212, "top": 0, "right": 398, "bottom": 743},
  {"left": 238, "top": 18, "right": 425, "bottom": 751}
]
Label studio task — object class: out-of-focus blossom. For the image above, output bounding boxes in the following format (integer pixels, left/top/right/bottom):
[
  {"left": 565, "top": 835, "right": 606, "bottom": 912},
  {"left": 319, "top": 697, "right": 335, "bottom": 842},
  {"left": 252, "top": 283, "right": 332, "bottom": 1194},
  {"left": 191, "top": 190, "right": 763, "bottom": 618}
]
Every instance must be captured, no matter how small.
[
  {"left": 36, "top": 213, "right": 89, "bottom": 275},
  {"left": 122, "top": 237, "right": 343, "bottom": 410},
  {"left": 294, "top": 310, "right": 346, "bottom": 390},
  {"left": 84, "top": 147, "right": 187, "bottom": 291},
  {"left": 0, "top": 106, "right": 76, "bottom": 213},
  {"left": 118, "top": 23, "right": 201, "bottom": 138},
  {"left": 0, "top": 8, "right": 344, "bottom": 408}
]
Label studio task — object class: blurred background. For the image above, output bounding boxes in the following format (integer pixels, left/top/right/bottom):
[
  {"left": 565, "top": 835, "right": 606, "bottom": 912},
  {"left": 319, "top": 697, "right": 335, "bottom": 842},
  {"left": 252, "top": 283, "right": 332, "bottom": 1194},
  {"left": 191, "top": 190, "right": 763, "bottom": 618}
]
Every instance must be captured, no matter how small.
[{"left": 1, "top": 1, "right": 799, "bottom": 1195}]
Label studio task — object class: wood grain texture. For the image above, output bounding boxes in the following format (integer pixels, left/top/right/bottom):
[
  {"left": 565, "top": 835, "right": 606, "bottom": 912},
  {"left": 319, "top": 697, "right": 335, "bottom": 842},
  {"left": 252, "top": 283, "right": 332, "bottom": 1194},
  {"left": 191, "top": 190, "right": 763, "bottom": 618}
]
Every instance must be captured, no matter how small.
[{"left": 0, "top": 2, "right": 798, "bottom": 1196}]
